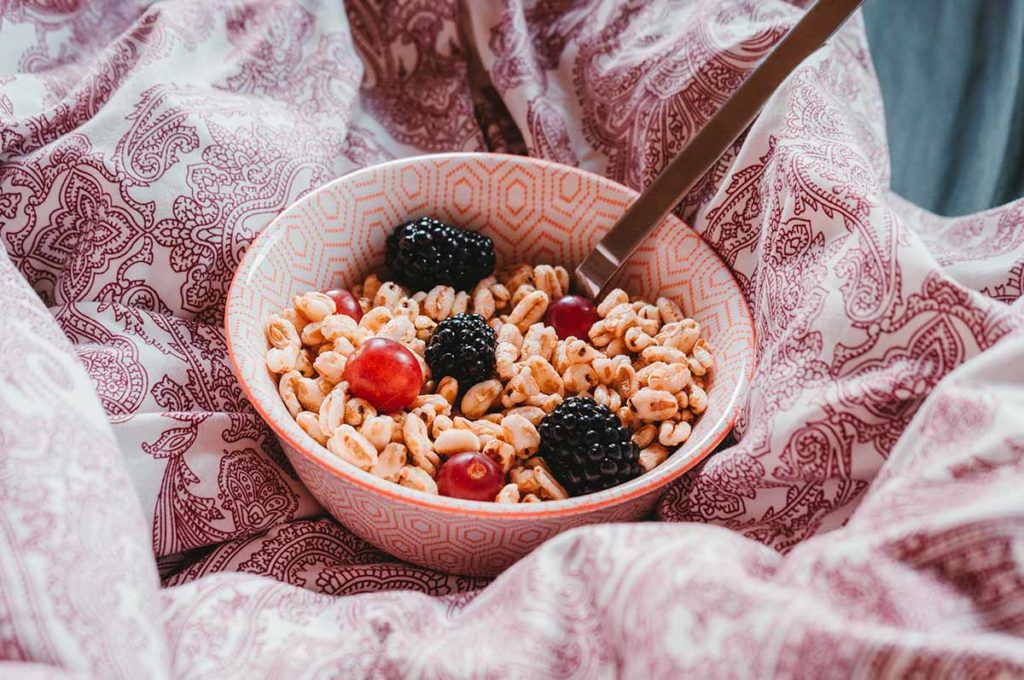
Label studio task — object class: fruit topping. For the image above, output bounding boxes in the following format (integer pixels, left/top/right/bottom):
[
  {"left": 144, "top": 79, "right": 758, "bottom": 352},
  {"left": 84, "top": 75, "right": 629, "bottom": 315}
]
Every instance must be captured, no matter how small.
[
  {"left": 437, "top": 451, "right": 504, "bottom": 501},
  {"left": 425, "top": 313, "right": 497, "bottom": 386},
  {"left": 342, "top": 337, "right": 422, "bottom": 411},
  {"left": 324, "top": 288, "right": 364, "bottom": 322},
  {"left": 544, "top": 294, "right": 599, "bottom": 340},
  {"left": 385, "top": 216, "right": 496, "bottom": 291},
  {"left": 537, "top": 396, "right": 641, "bottom": 495}
]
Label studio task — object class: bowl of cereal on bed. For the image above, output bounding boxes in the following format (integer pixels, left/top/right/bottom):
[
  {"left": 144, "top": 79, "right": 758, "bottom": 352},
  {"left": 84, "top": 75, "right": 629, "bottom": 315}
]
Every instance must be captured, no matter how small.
[{"left": 225, "top": 153, "right": 755, "bottom": 576}]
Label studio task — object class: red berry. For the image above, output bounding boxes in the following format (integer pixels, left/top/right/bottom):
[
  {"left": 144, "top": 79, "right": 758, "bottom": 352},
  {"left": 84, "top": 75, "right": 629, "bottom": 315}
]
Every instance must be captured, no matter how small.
[
  {"left": 324, "top": 288, "right": 363, "bottom": 322},
  {"left": 437, "top": 452, "right": 504, "bottom": 502},
  {"left": 342, "top": 338, "right": 422, "bottom": 411},
  {"left": 544, "top": 295, "right": 599, "bottom": 341}
]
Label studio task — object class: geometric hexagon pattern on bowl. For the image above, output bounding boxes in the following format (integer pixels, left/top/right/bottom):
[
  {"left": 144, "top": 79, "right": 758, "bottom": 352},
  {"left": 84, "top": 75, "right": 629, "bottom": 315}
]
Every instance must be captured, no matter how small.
[{"left": 226, "top": 153, "right": 756, "bottom": 576}]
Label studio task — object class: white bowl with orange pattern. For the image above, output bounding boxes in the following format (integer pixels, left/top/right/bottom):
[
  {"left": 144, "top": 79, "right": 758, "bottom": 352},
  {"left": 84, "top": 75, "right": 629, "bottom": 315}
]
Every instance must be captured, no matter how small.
[{"left": 225, "top": 153, "right": 755, "bottom": 576}]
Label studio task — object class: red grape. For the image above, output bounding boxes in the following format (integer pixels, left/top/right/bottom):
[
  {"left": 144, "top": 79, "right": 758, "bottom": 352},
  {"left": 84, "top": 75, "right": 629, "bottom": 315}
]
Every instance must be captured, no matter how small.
[
  {"left": 324, "top": 288, "right": 363, "bottom": 322},
  {"left": 437, "top": 452, "right": 504, "bottom": 502},
  {"left": 544, "top": 294, "right": 599, "bottom": 340},
  {"left": 342, "top": 338, "right": 422, "bottom": 411}
]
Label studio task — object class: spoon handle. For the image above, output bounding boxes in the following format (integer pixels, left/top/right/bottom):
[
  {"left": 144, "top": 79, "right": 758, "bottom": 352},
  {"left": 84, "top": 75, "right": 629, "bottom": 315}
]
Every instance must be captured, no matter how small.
[{"left": 573, "top": 0, "right": 864, "bottom": 300}]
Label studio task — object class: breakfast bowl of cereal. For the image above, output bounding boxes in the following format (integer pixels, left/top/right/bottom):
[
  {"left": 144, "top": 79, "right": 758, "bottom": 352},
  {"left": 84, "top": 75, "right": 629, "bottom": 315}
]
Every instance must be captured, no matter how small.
[{"left": 225, "top": 153, "right": 755, "bottom": 576}]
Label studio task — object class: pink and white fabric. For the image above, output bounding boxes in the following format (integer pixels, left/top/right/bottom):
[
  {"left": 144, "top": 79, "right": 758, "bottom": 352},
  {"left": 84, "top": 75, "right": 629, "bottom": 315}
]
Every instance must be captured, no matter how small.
[{"left": 2, "top": 0, "right": 1023, "bottom": 676}]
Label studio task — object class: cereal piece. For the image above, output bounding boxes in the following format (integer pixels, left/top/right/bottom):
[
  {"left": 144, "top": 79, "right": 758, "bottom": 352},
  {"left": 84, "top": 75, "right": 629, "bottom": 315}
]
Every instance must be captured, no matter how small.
[
  {"left": 562, "top": 363, "right": 598, "bottom": 393},
  {"left": 438, "top": 376, "right": 459, "bottom": 406},
  {"left": 394, "top": 296, "right": 419, "bottom": 319},
  {"left": 294, "top": 291, "right": 335, "bottom": 322},
  {"left": 300, "top": 320, "right": 325, "bottom": 346},
  {"left": 617, "top": 405, "right": 637, "bottom": 430},
  {"left": 510, "top": 466, "right": 541, "bottom": 495},
  {"left": 295, "top": 348, "right": 315, "bottom": 377},
  {"left": 296, "top": 411, "right": 327, "bottom": 445},
  {"left": 524, "top": 355, "right": 564, "bottom": 395},
  {"left": 398, "top": 466, "right": 438, "bottom": 494},
  {"left": 490, "top": 282, "right": 511, "bottom": 310},
  {"left": 424, "top": 285, "right": 455, "bottom": 320},
  {"left": 691, "top": 338, "right": 715, "bottom": 375},
  {"left": 313, "top": 351, "right": 347, "bottom": 384},
  {"left": 656, "top": 297, "right": 683, "bottom": 325},
  {"left": 266, "top": 343, "right": 300, "bottom": 374},
  {"left": 565, "top": 338, "right": 600, "bottom": 365},
  {"left": 414, "top": 315, "right": 436, "bottom": 341},
  {"left": 482, "top": 438, "right": 516, "bottom": 472},
  {"left": 597, "top": 289, "right": 629, "bottom": 317},
  {"left": 318, "top": 383, "right": 348, "bottom": 437},
  {"left": 624, "top": 326, "right": 656, "bottom": 353},
  {"left": 551, "top": 341, "right": 570, "bottom": 373},
  {"left": 674, "top": 389, "right": 690, "bottom": 411},
  {"left": 503, "top": 264, "right": 534, "bottom": 293},
  {"left": 461, "top": 379, "right": 502, "bottom": 419},
  {"left": 360, "top": 306, "right": 393, "bottom": 334},
  {"left": 360, "top": 415, "right": 395, "bottom": 451},
  {"left": 658, "top": 318, "right": 700, "bottom": 354},
  {"left": 378, "top": 316, "right": 416, "bottom": 344},
  {"left": 495, "top": 342, "right": 520, "bottom": 381},
  {"left": 431, "top": 414, "right": 454, "bottom": 439},
  {"left": 642, "top": 345, "right": 688, "bottom": 365},
  {"left": 632, "top": 423, "right": 657, "bottom": 448},
  {"left": 533, "top": 265, "right": 565, "bottom": 299},
  {"left": 344, "top": 397, "right": 377, "bottom": 427},
  {"left": 687, "top": 384, "right": 708, "bottom": 415},
  {"left": 658, "top": 420, "right": 691, "bottom": 447},
  {"left": 266, "top": 313, "right": 300, "bottom": 349},
  {"left": 280, "top": 308, "right": 308, "bottom": 336},
  {"left": 321, "top": 314, "right": 360, "bottom": 343},
  {"left": 501, "top": 366, "right": 540, "bottom": 408},
  {"left": 501, "top": 414, "right": 540, "bottom": 456},
  {"left": 434, "top": 429, "right": 481, "bottom": 455},
  {"left": 506, "top": 405, "right": 546, "bottom": 426},
  {"left": 508, "top": 290, "right": 549, "bottom": 332},
  {"left": 472, "top": 284, "right": 496, "bottom": 319},
  {"left": 495, "top": 483, "right": 520, "bottom": 504},
  {"left": 647, "top": 362, "right": 691, "bottom": 394},
  {"left": 587, "top": 319, "right": 616, "bottom": 347},
  {"left": 638, "top": 444, "right": 669, "bottom": 472},
  {"left": 630, "top": 388, "right": 679, "bottom": 421},
  {"left": 593, "top": 384, "right": 622, "bottom": 412},
  {"left": 496, "top": 322, "right": 524, "bottom": 349},
  {"left": 526, "top": 393, "right": 563, "bottom": 413},
  {"left": 295, "top": 376, "right": 329, "bottom": 412},
  {"left": 402, "top": 413, "right": 438, "bottom": 475},
  {"left": 410, "top": 394, "right": 450, "bottom": 428},
  {"left": 452, "top": 291, "right": 470, "bottom": 315},
  {"left": 371, "top": 443, "right": 407, "bottom": 482},
  {"left": 327, "top": 425, "right": 378, "bottom": 471},
  {"left": 636, "top": 304, "right": 661, "bottom": 335},
  {"left": 534, "top": 466, "right": 569, "bottom": 500},
  {"left": 520, "top": 323, "right": 558, "bottom": 362},
  {"left": 374, "top": 281, "right": 405, "bottom": 310},
  {"left": 277, "top": 371, "right": 302, "bottom": 416}
]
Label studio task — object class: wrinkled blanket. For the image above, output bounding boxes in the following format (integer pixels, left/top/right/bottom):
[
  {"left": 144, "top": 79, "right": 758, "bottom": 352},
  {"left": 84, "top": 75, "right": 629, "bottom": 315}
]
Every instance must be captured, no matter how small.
[{"left": 2, "top": 0, "right": 1024, "bottom": 677}]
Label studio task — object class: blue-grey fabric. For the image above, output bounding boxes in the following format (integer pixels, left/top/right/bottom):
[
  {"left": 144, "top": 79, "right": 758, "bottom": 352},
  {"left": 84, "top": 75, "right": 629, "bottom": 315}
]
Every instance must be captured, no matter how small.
[{"left": 863, "top": 0, "right": 1024, "bottom": 216}]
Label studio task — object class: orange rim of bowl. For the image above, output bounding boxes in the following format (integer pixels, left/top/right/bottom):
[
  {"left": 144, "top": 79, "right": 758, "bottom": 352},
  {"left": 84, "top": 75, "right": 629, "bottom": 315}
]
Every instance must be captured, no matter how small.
[{"left": 224, "top": 152, "right": 756, "bottom": 519}]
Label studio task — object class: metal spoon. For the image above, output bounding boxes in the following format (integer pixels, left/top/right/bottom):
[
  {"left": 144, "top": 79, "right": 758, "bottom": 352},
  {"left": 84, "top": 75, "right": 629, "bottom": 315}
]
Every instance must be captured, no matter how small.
[{"left": 573, "top": 0, "right": 864, "bottom": 300}]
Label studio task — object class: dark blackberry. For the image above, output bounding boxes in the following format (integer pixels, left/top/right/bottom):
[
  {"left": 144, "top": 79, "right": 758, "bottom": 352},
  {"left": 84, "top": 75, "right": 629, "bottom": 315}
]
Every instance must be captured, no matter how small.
[
  {"left": 537, "top": 397, "right": 641, "bottom": 496},
  {"left": 425, "top": 313, "right": 497, "bottom": 386},
  {"left": 385, "top": 217, "right": 496, "bottom": 291}
]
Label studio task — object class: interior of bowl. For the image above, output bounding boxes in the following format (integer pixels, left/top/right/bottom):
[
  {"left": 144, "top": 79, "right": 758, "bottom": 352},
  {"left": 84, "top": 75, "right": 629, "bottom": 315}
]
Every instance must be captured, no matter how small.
[{"left": 225, "top": 153, "right": 756, "bottom": 516}]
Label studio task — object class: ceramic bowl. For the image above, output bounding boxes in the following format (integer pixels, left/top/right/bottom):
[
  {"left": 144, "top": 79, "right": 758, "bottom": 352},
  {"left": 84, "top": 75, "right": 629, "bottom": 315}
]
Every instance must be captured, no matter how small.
[{"left": 225, "top": 153, "right": 755, "bottom": 576}]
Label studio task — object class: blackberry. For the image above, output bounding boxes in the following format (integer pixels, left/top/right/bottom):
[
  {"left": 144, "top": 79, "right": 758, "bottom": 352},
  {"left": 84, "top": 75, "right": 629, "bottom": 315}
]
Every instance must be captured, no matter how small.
[
  {"left": 385, "top": 217, "right": 496, "bottom": 291},
  {"left": 426, "top": 313, "right": 497, "bottom": 386},
  {"left": 537, "top": 397, "right": 641, "bottom": 496}
]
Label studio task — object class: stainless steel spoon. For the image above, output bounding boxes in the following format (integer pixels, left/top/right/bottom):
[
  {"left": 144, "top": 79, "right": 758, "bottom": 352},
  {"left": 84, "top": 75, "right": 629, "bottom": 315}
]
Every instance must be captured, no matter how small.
[{"left": 573, "top": 0, "right": 864, "bottom": 299}]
